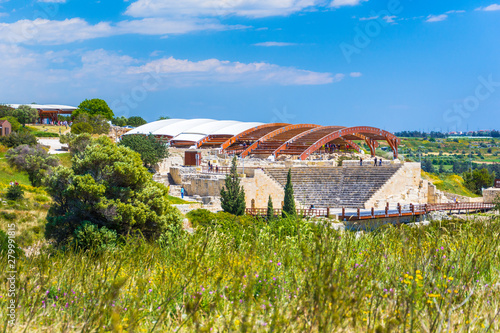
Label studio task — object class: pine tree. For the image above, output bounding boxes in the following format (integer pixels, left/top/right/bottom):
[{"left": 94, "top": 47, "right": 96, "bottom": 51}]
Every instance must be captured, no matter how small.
[
  {"left": 267, "top": 195, "right": 274, "bottom": 221},
  {"left": 220, "top": 156, "right": 246, "bottom": 215},
  {"left": 282, "top": 168, "right": 296, "bottom": 217}
]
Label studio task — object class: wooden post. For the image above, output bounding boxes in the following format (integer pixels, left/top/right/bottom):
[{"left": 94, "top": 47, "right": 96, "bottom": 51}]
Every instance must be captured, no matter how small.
[
  {"left": 326, "top": 207, "right": 330, "bottom": 218},
  {"left": 398, "top": 203, "right": 401, "bottom": 216},
  {"left": 357, "top": 208, "right": 360, "bottom": 219},
  {"left": 371, "top": 207, "right": 375, "bottom": 217},
  {"left": 342, "top": 207, "right": 345, "bottom": 220},
  {"left": 385, "top": 206, "right": 388, "bottom": 216}
]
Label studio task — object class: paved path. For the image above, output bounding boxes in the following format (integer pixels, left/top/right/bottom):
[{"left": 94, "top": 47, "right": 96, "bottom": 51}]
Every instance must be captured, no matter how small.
[{"left": 37, "top": 138, "right": 68, "bottom": 154}]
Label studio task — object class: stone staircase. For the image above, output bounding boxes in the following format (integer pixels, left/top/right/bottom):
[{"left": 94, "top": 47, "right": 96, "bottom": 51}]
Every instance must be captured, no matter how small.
[{"left": 263, "top": 165, "right": 402, "bottom": 208}]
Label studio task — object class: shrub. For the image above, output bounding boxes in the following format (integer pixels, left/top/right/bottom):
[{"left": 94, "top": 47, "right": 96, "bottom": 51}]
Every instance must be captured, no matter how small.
[
  {"left": 33, "top": 131, "right": 59, "bottom": 138},
  {"left": 71, "top": 122, "right": 93, "bottom": 134},
  {"left": 0, "top": 229, "right": 21, "bottom": 257},
  {"left": 60, "top": 133, "right": 93, "bottom": 156},
  {"left": 44, "top": 137, "right": 183, "bottom": 247},
  {"left": 186, "top": 209, "right": 216, "bottom": 228},
  {"left": 5, "top": 184, "right": 24, "bottom": 200},
  {"left": 1, "top": 211, "right": 18, "bottom": 220},
  {"left": 6, "top": 145, "right": 59, "bottom": 187},
  {"left": 0, "top": 131, "right": 37, "bottom": 148},
  {"left": 74, "top": 221, "right": 118, "bottom": 252},
  {"left": 0, "top": 116, "right": 21, "bottom": 131},
  {"left": 34, "top": 194, "right": 50, "bottom": 202}
]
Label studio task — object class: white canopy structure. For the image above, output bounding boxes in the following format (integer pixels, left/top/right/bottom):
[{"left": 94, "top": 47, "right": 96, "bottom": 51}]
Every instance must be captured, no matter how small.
[{"left": 124, "top": 118, "right": 264, "bottom": 147}]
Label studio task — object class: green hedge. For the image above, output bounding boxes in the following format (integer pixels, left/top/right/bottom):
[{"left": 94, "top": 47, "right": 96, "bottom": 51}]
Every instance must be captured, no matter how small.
[{"left": 33, "top": 131, "right": 59, "bottom": 138}]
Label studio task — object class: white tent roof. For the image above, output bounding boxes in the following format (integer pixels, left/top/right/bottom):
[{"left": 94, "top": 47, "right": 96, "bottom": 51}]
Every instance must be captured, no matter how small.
[
  {"left": 6, "top": 104, "right": 77, "bottom": 110},
  {"left": 124, "top": 118, "right": 266, "bottom": 144}
]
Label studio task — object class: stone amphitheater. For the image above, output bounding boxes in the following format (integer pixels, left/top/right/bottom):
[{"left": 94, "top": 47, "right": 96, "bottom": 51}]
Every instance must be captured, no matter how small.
[{"left": 154, "top": 149, "right": 459, "bottom": 212}]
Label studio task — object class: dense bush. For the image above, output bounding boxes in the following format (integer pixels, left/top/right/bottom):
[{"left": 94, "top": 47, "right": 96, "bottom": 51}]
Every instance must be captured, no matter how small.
[
  {"left": 73, "top": 99, "right": 114, "bottom": 120},
  {"left": 74, "top": 221, "right": 118, "bottom": 251},
  {"left": 32, "top": 131, "right": 59, "bottom": 138},
  {"left": 6, "top": 145, "right": 59, "bottom": 187},
  {"left": 119, "top": 134, "right": 169, "bottom": 168},
  {"left": 0, "top": 131, "right": 37, "bottom": 148},
  {"left": 44, "top": 137, "right": 183, "bottom": 247},
  {"left": 71, "top": 122, "right": 93, "bottom": 134},
  {"left": 72, "top": 113, "right": 110, "bottom": 134},
  {"left": 0, "top": 116, "right": 21, "bottom": 131},
  {"left": 186, "top": 209, "right": 216, "bottom": 228},
  {"left": 463, "top": 168, "right": 495, "bottom": 194},
  {"left": 60, "top": 133, "right": 93, "bottom": 156},
  {"left": 220, "top": 156, "right": 246, "bottom": 216}
]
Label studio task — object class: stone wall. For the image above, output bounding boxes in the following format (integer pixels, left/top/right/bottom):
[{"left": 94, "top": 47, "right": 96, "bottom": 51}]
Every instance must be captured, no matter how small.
[
  {"left": 483, "top": 188, "right": 500, "bottom": 203},
  {"left": 242, "top": 169, "right": 285, "bottom": 209}
]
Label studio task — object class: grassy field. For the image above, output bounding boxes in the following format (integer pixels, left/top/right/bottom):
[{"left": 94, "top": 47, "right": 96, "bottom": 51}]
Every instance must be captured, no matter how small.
[
  {"left": 421, "top": 172, "right": 480, "bottom": 197},
  {"left": 27, "top": 125, "right": 70, "bottom": 135},
  {"left": 1, "top": 213, "right": 500, "bottom": 332}
]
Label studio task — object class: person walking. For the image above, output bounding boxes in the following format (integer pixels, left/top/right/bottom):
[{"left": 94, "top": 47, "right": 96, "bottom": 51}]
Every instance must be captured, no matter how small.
[
  {"left": 181, "top": 187, "right": 185, "bottom": 199},
  {"left": 379, "top": 158, "right": 382, "bottom": 166},
  {"left": 359, "top": 157, "right": 363, "bottom": 166},
  {"left": 374, "top": 157, "right": 378, "bottom": 166}
]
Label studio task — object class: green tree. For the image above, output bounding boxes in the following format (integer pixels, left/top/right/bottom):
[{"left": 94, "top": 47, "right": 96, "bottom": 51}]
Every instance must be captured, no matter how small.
[
  {"left": 282, "top": 168, "right": 296, "bottom": 217},
  {"left": 44, "top": 137, "right": 182, "bottom": 247},
  {"left": 220, "top": 156, "right": 246, "bottom": 216},
  {"left": 267, "top": 195, "right": 274, "bottom": 221},
  {"left": 74, "top": 99, "right": 114, "bottom": 120},
  {"left": 463, "top": 168, "right": 495, "bottom": 195},
  {"left": 71, "top": 122, "right": 93, "bottom": 134},
  {"left": 158, "top": 116, "right": 171, "bottom": 120},
  {"left": 6, "top": 145, "right": 59, "bottom": 187},
  {"left": 15, "top": 105, "right": 38, "bottom": 125},
  {"left": 119, "top": 134, "right": 169, "bottom": 168},
  {"left": 127, "top": 116, "right": 147, "bottom": 127},
  {"left": 112, "top": 116, "right": 127, "bottom": 127}
]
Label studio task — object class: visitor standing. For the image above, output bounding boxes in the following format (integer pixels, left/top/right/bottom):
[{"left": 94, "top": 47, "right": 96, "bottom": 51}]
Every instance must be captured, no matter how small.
[
  {"left": 181, "top": 187, "right": 185, "bottom": 199},
  {"left": 374, "top": 157, "right": 377, "bottom": 166},
  {"left": 359, "top": 157, "right": 363, "bottom": 166},
  {"left": 379, "top": 158, "right": 382, "bottom": 166}
]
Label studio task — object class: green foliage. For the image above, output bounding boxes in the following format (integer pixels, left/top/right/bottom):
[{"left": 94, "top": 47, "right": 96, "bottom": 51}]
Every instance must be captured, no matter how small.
[
  {"left": 126, "top": 116, "right": 147, "bottom": 127},
  {"left": 112, "top": 116, "right": 127, "bottom": 127},
  {"left": 71, "top": 122, "right": 93, "bottom": 134},
  {"left": 6, "top": 184, "right": 24, "bottom": 200},
  {"left": 0, "top": 131, "right": 37, "bottom": 148},
  {"left": 267, "top": 195, "right": 274, "bottom": 221},
  {"left": 119, "top": 134, "right": 169, "bottom": 168},
  {"left": 32, "top": 131, "right": 59, "bottom": 137},
  {"left": 220, "top": 156, "right": 246, "bottom": 216},
  {"left": 74, "top": 99, "right": 114, "bottom": 120},
  {"left": 283, "top": 168, "right": 296, "bottom": 217},
  {"left": 74, "top": 221, "right": 118, "bottom": 252},
  {"left": 60, "top": 133, "right": 93, "bottom": 156},
  {"left": 15, "top": 105, "right": 38, "bottom": 125},
  {"left": 6, "top": 145, "right": 59, "bottom": 187},
  {"left": 186, "top": 209, "right": 216, "bottom": 228},
  {"left": 44, "top": 137, "right": 183, "bottom": 247},
  {"left": 463, "top": 168, "right": 495, "bottom": 195},
  {"left": 158, "top": 116, "right": 171, "bottom": 120},
  {"left": 0, "top": 229, "right": 21, "bottom": 257},
  {"left": 0, "top": 116, "right": 21, "bottom": 131},
  {"left": 73, "top": 113, "right": 110, "bottom": 134}
]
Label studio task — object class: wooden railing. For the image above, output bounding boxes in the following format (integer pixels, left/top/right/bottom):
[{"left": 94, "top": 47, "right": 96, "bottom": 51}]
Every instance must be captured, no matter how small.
[{"left": 246, "top": 202, "right": 496, "bottom": 220}]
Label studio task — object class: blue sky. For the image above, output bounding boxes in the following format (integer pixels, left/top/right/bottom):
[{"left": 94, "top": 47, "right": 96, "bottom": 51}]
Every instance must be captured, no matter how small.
[{"left": 0, "top": 0, "right": 499, "bottom": 132}]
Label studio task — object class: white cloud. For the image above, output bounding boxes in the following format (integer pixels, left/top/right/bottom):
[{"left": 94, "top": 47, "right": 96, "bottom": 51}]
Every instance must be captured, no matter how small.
[
  {"left": 359, "top": 16, "right": 378, "bottom": 21},
  {"left": 0, "top": 17, "right": 242, "bottom": 45},
  {"left": 330, "top": 0, "right": 367, "bottom": 8},
  {"left": 125, "top": 0, "right": 322, "bottom": 18},
  {"left": 383, "top": 15, "right": 396, "bottom": 23},
  {"left": 445, "top": 10, "right": 466, "bottom": 14},
  {"left": 426, "top": 14, "right": 448, "bottom": 22},
  {"left": 254, "top": 41, "right": 297, "bottom": 47},
  {"left": 476, "top": 4, "right": 500, "bottom": 11},
  {"left": 350, "top": 72, "right": 362, "bottom": 77},
  {"left": 127, "top": 57, "right": 338, "bottom": 85}
]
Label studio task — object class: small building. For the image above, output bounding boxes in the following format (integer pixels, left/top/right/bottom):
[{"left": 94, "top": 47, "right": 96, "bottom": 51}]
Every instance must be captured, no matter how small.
[{"left": 0, "top": 120, "right": 11, "bottom": 136}]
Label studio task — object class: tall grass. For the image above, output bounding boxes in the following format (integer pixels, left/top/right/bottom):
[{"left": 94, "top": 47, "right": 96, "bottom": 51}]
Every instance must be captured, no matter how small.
[{"left": 1, "top": 216, "right": 500, "bottom": 332}]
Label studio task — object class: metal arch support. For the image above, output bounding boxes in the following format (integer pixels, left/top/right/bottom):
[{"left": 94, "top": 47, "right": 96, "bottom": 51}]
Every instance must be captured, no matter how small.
[
  {"left": 298, "top": 126, "right": 400, "bottom": 160},
  {"left": 221, "top": 123, "right": 289, "bottom": 150},
  {"left": 240, "top": 124, "right": 321, "bottom": 158},
  {"left": 273, "top": 125, "right": 347, "bottom": 157}
]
